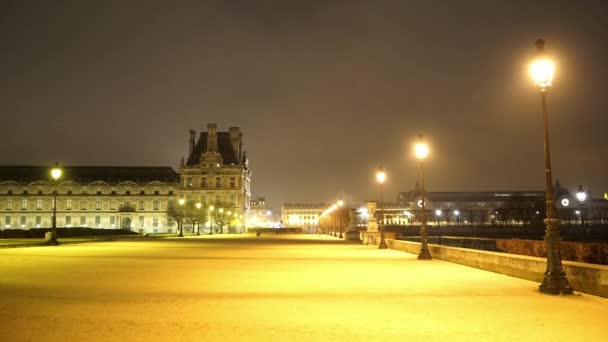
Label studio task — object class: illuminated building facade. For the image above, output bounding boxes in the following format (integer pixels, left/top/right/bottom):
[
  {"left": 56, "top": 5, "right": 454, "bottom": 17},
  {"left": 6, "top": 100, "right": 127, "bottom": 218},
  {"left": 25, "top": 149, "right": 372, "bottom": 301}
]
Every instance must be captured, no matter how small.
[
  {"left": 248, "top": 197, "right": 277, "bottom": 227},
  {"left": 179, "top": 124, "right": 251, "bottom": 231},
  {"left": 367, "top": 181, "right": 608, "bottom": 226},
  {"left": 0, "top": 124, "right": 252, "bottom": 233},
  {"left": 281, "top": 203, "right": 325, "bottom": 228},
  {"left": 0, "top": 166, "right": 178, "bottom": 233}
]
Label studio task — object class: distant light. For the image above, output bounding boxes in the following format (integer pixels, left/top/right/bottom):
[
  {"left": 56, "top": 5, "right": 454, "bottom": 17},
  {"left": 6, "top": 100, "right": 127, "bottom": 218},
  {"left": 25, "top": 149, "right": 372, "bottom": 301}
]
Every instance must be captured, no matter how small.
[
  {"left": 435, "top": 209, "right": 442, "bottom": 216},
  {"left": 575, "top": 210, "right": 581, "bottom": 215},
  {"left": 454, "top": 210, "right": 460, "bottom": 216},
  {"left": 266, "top": 210, "right": 272, "bottom": 216},
  {"left": 417, "top": 199, "right": 424, "bottom": 208},
  {"left": 530, "top": 58, "right": 554, "bottom": 88},
  {"left": 337, "top": 200, "right": 344, "bottom": 207},
  {"left": 178, "top": 198, "right": 185, "bottom": 205},
  {"left": 376, "top": 167, "right": 386, "bottom": 184},
  {"left": 561, "top": 198, "right": 570, "bottom": 207},
  {"left": 576, "top": 185, "right": 587, "bottom": 202},
  {"left": 51, "top": 167, "right": 62, "bottom": 181},
  {"left": 196, "top": 202, "right": 202, "bottom": 209},
  {"left": 415, "top": 142, "right": 429, "bottom": 160}
]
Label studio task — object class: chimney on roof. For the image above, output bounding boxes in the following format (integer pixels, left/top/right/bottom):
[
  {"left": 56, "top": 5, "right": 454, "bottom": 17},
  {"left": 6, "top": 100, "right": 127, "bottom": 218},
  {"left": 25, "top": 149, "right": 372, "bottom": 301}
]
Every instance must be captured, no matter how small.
[
  {"left": 229, "top": 127, "right": 241, "bottom": 161},
  {"left": 207, "top": 123, "right": 218, "bottom": 152},
  {"left": 188, "top": 129, "right": 196, "bottom": 156}
]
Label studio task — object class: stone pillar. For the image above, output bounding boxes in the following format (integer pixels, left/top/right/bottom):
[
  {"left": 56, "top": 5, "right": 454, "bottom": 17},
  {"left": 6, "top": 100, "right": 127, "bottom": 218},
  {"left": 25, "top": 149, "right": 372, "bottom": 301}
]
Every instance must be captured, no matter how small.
[{"left": 345, "top": 208, "right": 361, "bottom": 242}]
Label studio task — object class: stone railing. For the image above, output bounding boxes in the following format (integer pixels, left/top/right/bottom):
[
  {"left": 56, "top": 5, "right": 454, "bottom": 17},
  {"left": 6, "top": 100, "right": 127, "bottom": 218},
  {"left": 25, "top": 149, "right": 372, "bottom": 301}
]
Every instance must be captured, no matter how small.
[{"left": 385, "top": 239, "right": 608, "bottom": 298}]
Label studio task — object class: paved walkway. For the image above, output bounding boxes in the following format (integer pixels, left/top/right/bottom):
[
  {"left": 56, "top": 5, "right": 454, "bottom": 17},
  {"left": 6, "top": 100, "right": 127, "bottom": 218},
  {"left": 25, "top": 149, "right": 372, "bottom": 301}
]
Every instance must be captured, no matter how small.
[{"left": 0, "top": 234, "right": 606, "bottom": 341}]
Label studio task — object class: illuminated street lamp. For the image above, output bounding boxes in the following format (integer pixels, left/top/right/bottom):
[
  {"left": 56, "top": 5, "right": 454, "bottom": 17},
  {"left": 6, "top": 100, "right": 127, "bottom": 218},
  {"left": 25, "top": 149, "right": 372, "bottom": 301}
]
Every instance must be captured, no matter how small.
[
  {"left": 376, "top": 167, "right": 387, "bottom": 249},
  {"left": 415, "top": 135, "right": 431, "bottom": 260},
  {"left": 47, "top": 164, "right": 62, "bottom": 245},
  {"left": 209, "top": 205, "right": 215, "bottom": 235},
  {"left": 530, "top": 39, "right": 572, "bottom": 295},
  {"left": 195, "top": 202, "right": 202, "bottom": 235},
  {"left": 454, "top": 210, "right": 461, "bottom": 225},
  {"left": 177, "top": 198, "right": 185, "bottom": 237},
  {"left": 337, "top": 199, "right": 344, "bottom": 239},
  {"left": 576, "top": 185, "right": 587, "bottom": 225}
]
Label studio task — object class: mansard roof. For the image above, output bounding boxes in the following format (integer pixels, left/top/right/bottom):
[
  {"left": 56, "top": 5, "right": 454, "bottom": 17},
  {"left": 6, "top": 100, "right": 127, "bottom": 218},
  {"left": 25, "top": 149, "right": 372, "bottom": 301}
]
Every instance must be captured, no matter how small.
[
  {"left": 0, "top": 166, "right": 180, "bottom": 185},
  {"left": 186, "top": 132, "right": 240, "bottom": 166}
]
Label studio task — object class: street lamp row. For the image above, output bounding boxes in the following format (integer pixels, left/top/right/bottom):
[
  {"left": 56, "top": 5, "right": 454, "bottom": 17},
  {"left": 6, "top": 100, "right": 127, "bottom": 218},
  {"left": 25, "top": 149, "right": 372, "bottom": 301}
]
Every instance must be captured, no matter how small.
[{"left": 320, "top": 198, "right": 345, "bottom": 238}]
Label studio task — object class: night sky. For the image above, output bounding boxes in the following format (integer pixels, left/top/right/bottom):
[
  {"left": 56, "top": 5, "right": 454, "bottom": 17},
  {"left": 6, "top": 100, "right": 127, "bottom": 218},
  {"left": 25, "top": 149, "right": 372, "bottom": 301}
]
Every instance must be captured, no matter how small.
[{"left": 1, "top": 0, "right": 607, "bottom": 209}]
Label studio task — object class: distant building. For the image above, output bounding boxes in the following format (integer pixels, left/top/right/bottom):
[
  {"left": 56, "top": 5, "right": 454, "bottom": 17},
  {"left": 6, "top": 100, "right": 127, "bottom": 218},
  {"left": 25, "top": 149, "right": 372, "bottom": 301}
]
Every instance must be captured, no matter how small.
[
  {"left": 281, "top": 203, "right": 325, "bottom": 228},
  {"left": 0, "top": 124, "right": 251, "bottom": 233},
  {"left": 368, "top": 181, "right": 608, "bottom": 226},
  {"left": 248, "top": 197, "right": 277, "bottom": 227}
]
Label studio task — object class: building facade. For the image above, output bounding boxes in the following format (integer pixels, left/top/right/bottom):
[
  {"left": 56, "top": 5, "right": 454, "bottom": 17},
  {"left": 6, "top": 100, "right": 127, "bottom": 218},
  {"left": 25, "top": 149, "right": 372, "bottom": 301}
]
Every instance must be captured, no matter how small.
[
  {"left": 179, "top": 124, "right": 251, "bottom": 230},
  {"left": 281, "top": 203, "right": 325, "bottom": 228},
  {"left": 0, "top": 124, "right": 251, "bottom": 234},
  {"left": 365, "top": 181, "right": 608, "bottom": 226}
]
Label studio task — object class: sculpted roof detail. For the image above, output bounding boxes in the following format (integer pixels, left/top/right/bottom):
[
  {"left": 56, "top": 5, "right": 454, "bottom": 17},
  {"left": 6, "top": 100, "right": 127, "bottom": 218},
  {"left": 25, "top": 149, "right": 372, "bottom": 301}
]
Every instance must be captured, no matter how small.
[{"left": 187, "top": 132, "right": 240, "bottom": 166}]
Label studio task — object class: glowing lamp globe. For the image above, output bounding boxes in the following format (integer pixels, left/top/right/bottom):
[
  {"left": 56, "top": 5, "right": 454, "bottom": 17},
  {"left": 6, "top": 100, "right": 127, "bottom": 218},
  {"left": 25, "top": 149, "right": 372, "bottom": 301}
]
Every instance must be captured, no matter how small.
[
  {"left": 415, "top": 142, "right": 429, "bottom": 160},
  {"left": 50, "top": 167, "right": 62, "bottom": 181},
  {"left": 376, "top": 168, "right": 386, "bottom": 184},
  {"left": 530, "top": 39, "right": 554, "bottom": 89}
]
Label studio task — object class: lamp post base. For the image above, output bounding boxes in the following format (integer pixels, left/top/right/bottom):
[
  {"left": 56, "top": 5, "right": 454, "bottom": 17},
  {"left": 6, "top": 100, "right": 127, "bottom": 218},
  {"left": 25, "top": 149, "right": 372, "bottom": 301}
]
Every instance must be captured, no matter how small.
[
  {"left": 417, "top": 247, "right": 432, "bottom": 260},
  {"left": 44, "top": 232, "right": 59, "bottom": 246},
  {"left": 378, "top": 240, "right": 387, "bottom": 249},
  {"left": 539, "top": 276, "right": 573, "bottom": 295}
]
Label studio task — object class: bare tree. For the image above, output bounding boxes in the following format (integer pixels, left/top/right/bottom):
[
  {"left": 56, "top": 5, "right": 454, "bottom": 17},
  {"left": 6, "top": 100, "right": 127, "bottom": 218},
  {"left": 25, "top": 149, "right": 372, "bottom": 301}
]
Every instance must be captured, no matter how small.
[
  {"left": 212, "top": 202, "right": 235, "bottom": 234},
  {"left": 168, "top": 199, "right": 187, "bottom": 237},
  {"left": 185, "top": 201, "right": 208, "bottom": 235}
]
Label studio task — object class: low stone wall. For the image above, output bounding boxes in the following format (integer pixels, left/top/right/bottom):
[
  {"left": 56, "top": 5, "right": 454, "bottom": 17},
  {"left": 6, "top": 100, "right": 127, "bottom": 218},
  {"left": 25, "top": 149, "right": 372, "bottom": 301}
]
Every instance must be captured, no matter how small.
[{"left": 385, "top": 239, "right": 608, "bottom": 298}]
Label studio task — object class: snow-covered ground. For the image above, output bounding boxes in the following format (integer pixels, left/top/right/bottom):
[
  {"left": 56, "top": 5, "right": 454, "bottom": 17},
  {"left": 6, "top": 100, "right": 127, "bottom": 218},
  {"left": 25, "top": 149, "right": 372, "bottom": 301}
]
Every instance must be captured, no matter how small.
[{"left": 0, "top": 234, "right": 606, "bottom": 341}]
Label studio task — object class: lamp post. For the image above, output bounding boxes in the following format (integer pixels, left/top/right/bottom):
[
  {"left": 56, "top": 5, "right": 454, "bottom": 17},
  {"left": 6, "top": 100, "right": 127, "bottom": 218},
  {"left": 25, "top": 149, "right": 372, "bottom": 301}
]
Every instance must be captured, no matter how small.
[
  {"left": 209, "top": 205, "right": 214, "bottom": 234},
  {"left": 531, "top": 39, "right": 573, "bottom": 295},
  {"left": 196, "top": 202, "right": 202, "bottom": 235},
  {"left": 415, "top": 136, "right": 432, "bottom": 260},
  {"left": 177, "top": 198, "right": 185, "bottom": 237},
  {"left": 376, "top": 167, "right": 387, "bottom": 249},
  {"left": 337, "top": 199, "right": 344, "bottom": 239},
  {"left": 576, "top": 185, "right": 587, "bottom": 226},
  {"left": 47, "top": 165, "right": 62, "bottom": 245}
]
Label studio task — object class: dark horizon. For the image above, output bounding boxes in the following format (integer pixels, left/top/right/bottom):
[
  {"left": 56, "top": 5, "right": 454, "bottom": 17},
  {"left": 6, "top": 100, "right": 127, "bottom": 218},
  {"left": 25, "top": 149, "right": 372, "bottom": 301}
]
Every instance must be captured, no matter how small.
[{"left": 1, "top": 0, "right": 607, "bottom": 209}]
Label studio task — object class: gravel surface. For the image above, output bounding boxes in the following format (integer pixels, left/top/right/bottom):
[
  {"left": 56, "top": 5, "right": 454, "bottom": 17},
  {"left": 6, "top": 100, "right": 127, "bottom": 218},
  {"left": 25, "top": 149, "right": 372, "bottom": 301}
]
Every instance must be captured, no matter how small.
[{"left": 0, "top": 234, "right": 606, "bottom": 341}]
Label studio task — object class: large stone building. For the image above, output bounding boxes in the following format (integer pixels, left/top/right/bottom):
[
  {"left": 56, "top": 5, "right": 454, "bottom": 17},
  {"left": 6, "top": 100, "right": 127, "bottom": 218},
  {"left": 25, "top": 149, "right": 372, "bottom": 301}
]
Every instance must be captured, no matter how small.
[{"left": 0, "top": 124, "right": 251, "bottom": 234}]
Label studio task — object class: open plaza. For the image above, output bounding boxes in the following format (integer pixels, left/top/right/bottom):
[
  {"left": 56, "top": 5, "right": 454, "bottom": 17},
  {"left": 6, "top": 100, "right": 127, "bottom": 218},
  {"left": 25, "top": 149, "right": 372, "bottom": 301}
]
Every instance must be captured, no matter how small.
[{"left": 0, "top": 234, "right": 606, "bottom": 341}]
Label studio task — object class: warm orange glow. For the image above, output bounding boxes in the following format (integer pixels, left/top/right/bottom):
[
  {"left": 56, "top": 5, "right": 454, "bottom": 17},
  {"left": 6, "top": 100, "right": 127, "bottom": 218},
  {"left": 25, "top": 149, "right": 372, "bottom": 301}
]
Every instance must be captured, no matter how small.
[
  {"left": 376, "top": 168, "right": 386, "bottom": 184},
  {"left": 530, "top": 58, "right": 554, "bottom": 89},
  {"left": 337, "top": 200, "right": 344, "bottom": 207},
  {"left": 415, "top": 142, "right": 429, "bottom": 160},
  {"left": 178, "top": 198, "right": 185, "bottom": 205}
]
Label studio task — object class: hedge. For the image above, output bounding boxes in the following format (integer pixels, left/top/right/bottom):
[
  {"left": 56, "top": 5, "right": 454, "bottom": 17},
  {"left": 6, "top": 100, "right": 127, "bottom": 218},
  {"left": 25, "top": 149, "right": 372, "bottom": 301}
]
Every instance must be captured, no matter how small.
[
  {"left": 0, "top": 228, "right": 140, "bottom": 239},
  {"left": 246, "top": 228, "right": 303, "bottom": 234}
]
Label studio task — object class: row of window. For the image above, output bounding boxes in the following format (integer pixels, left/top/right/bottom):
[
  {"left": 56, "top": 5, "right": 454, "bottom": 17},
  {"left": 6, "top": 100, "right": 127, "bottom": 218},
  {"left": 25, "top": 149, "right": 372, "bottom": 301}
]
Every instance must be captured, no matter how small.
[
  {"left": 4, "top": 215, "right": 163, "bottom": 228},
  {"left": 1, "top": 199, "right": 164, "bottom": 211},
  {"left": 180, "top": 194, "right": 239, "bottom": 206},
  {"left": 185, "top": 176, "right": 237, "bottom": 189},
  {"left": 0, "top": 189, "right": 174, "bottom": 196}
]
